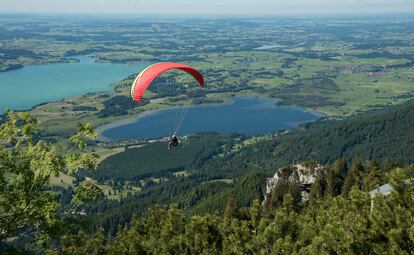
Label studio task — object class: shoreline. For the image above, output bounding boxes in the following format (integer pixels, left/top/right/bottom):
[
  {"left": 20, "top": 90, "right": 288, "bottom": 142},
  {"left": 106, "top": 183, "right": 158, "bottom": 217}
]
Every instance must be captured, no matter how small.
[
  {"left": 96, "top": 96, "right": 240, "bottom": 141},
  {"left": 97, "top": 95, "right": 325, "bottom": 142},
  {"left": 0, "top": 55, "right": 142, "bottom": 114},
  {"left": 0, "top": 57, "right": 81, "bottom": 73}
]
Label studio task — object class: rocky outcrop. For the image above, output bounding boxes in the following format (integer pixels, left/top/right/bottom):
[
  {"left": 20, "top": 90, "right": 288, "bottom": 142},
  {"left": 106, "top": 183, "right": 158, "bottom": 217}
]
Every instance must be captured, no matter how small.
[{"left": 265, "top": 162, "right": 323, "bottom": 203}]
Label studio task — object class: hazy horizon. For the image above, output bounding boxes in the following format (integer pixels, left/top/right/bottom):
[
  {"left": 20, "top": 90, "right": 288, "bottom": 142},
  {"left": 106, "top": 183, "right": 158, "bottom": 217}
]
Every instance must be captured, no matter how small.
[{"left": 1, "top": 0, "right": 414, "bottom": 15}]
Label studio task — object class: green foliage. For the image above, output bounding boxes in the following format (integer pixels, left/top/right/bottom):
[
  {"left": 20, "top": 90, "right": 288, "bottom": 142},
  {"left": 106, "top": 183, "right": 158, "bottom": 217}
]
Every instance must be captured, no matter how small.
[
  {"left": 98, "top": 96, "right": 148, "bottom": 118},
  {"left": 259, "top": 195, "right": 300, "bottom": 254},
  {"left": 363, "top": 159, "right": 383, "bottom": 192},
  {"left": 72, "top": 99, "right": 414, "bottom": 240},
  {"left": 108, "top": 218, "right": 145, "bottom": 255},
  {"left": 48, "top": 228, "right": 107, "bottom": 255},
  {"left": 370, "top": 166, "right": 414, "bottom": 253},
  {"left": 342, "top": 157, "right": 365, "bottom": 196},
  {"left": 0, "top": 111, "right": 101, "bottom": 243},
  {"left": 84, "top": 133, "right": 237, "bottom": 181},
  {"left": 69, "top": 182, "right": 104, "bottom": 214},
  {"left": 4, "top": 100, "right": 414, "bottom": 253},
  {"left": 185, "top": 215, "right": 222, "bottom": 255},
  {"left": 67, "top": 122, "right": 99, "bottom": 174},
  {"left": 229, "top": 99, "right": 414, "bottom": 174},
  {"left": 58, "top": 163, "right": 414, "bottom": 254},
  {"left": 262, "top": 166, "right": 302, "bottom": 216},
  {"left": 190, "top": 171, "right": 268, "bottom": 216},
  {"left": 71, "top": 106, "right": 98, "bottom": 112},
  {"left": 270, "top": 75, "right": 343, "bottom": 108}
]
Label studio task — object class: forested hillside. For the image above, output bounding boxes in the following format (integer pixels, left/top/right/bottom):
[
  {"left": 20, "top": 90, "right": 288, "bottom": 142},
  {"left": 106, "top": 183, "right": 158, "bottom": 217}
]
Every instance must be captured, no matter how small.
[
  {"left": 79, "top": 99, "right": 414, "bottom": 234},
  {"left": 82, "top": 133, "right": 238, "bottom": 182},
  {"left": 2, "top": 12, "right": 414, "bottom": 254},
  {"left": 201, "top": 99, "right": 414, "bottom": 179},
  {"left": 270, "top": 100, "right": 414, "bottom": 164},
  {"left": 49, "top": 161, "right": 414, "bottom": 255},
  {"left": 2, "top": 98, "right": 414, "bottom": 255}
]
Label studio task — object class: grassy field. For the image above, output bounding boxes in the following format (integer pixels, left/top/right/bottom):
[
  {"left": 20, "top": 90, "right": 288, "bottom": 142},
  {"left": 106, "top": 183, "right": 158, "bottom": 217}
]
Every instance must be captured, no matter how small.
[
  {"left": 173, "top": 170, "right": 190, "bottom": 177},
  {"left": 0, "top": 15, "right": 413, "bottom": 141},
  {"left": 50, "top": 173, "right": 75, "bottom": 189},
  {"left": 5, "top": 15, "right": 411, "bottom": 223},
  {"left": 204, "top": 179, "right": 234, "bottom": 184},
  {"left": 49, "top": 171, "right": 143, "bottom": 200},
  {"left": 30, "top": 47, "right": 413, "bottom": 137}
]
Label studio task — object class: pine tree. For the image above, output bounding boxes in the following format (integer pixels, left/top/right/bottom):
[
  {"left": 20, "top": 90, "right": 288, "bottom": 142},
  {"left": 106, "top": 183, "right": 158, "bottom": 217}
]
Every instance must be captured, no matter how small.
[
  {"left": 222, "top": 219, "right": 256, "bottom": 255},
  {"left": 223, "top": 197, "right": 237, "bottom": 229},
  {"left": 327, "top": 158, "right": 348, "bottom": 196},
  {"left": 140, "top": 205, "right": 186, "bottom": 254},
  {"left": 258, "top": 194, "right": 298, "bottom": 254},
  {"left": 363, "top": 159, "right": 383, "bottom": 191},
  {"left": 250, "top": 198, "right": 261, "bottom": 230},
  {"left": 52, "top": 229, "right": 107, "bottom": 255},
  {"left": 108, "top": 218, "right": 144, "bottom": 255},
  {"left": 342, "top": 157, "right": 364, "bottom": 196},
  {"left": 370, "top": 167, "right": 414, "bottom": 254},
  {"left": 185, "top": 215, "right": 222, "bottom": 255},
  {"left": 83, "top": 228, "right": 107, "bottom": 255}
]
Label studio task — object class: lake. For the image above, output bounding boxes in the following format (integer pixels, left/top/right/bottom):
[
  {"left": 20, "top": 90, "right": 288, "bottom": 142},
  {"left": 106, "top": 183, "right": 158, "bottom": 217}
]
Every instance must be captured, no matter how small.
[
  {"left": 0, "top": 56, "right": 143, "bottom": 112},
  {"left": 98, "top": 96, "right": 323, "bottom": 141},
  {"left": 254, "top": 44, "right": 285, "bottom": 50}
]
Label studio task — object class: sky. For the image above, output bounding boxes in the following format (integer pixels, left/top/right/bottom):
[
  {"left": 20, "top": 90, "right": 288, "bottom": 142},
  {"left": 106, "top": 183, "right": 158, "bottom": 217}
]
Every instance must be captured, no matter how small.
[{"left": 0, "top": 0, "right": 414, "bottom": 15}]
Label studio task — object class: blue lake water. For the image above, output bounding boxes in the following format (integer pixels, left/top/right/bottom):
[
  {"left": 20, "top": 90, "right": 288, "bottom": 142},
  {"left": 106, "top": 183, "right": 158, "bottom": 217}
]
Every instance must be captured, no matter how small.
[
  {"left": 254, "top": 44, "right": 285, "bottom": 50},
  {"left": 99, "top": 96, "right": 323, "bottom": 141},
  {"left": 0, "top": 57, "right": 143, "bottom": 112}
]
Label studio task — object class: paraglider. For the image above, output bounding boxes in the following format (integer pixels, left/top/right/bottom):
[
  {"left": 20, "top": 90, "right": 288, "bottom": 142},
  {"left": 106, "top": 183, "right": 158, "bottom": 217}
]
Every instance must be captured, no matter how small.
[
  {"left": 168, "top": 134, "right": 179, "bottom": 149},
  {"left": 130, "top": 62, "right": 205, "bottom": 148},
  {"left": 130, "top": 62, "right": 204, "bottom": 102}
]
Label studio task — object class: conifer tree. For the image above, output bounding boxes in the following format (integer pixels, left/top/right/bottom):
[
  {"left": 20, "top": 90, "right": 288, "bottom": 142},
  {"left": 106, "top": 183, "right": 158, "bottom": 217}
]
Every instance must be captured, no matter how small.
[
  {"left": 363, "top": 159, "right": 383, "bottom": 191},
  {"left": 223, "top": 197, "right": 237, "bottom": 229},
  {"left": 185, "top": 215, "right": 222, "bottom": 255},
  {"left": 327, "top": 157, "right": 348, "bottom": 196},
  {"left": 370, "top": 167, "right": 414, "bottom": 254},
  {"left": 259, "top": 194, "right": 298, "bottom": 254},
  {"left": 249, "top": 198, "right": 261, "bottom": 230},
  {"left": 342, "top": 157, "right": 364, "bottom": 196},
  {"left": 109, "top": 218, "right": 144, "bottom": 255}
]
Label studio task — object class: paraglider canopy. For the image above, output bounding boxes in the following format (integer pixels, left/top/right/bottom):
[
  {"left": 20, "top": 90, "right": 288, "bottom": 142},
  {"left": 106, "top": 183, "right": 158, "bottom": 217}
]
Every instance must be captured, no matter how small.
[
  {"left": 129, "top": 62, "right": 205, "bottom": 137},
  {"left": 130, "top": 62, "right": 205, "bottom": 102}
]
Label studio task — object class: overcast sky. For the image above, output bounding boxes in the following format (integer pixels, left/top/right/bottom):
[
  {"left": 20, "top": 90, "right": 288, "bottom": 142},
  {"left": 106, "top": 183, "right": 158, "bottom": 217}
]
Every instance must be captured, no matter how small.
[{"left": 1, "top": 0, "right": 414, "bottom": 15}]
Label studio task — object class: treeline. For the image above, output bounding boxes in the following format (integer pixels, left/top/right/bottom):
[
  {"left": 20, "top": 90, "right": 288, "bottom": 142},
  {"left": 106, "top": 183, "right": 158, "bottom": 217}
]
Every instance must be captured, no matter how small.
[
  {"left": 143, "top": 77, "right": 209, "bottom": 101},
  {"left": 284, "top": 50, "right": 340, "bottom": 60},
  {"left": 82, "top": 170, "right": 267, "bottom": 235},
  {"left": 97, "top": 96, "right": 148, "bottom": 118},
  {"left": 71, "top": 106, "right": 98, "bottom": 112},
  {"left": 82, "top": 133, "right": 237, "bottom": 182},
  {"left": 269, "top": 75, "right": 344, "bottom": 108},
  {"left": 146, "top": 77, "right": 187, "bottom": 99},
  {"left": 193, "top": 100, "right": 414, "bottom": 187},
  {"left": 48, "top": 161, "right": 414, "bottom": 254},
  {"left": 268, "top": 99, "right": 414, "bottom": 165},
  {"left": 1, "top": 63, "right": 23, "bottom": 72},
  {"left": 0, "top": 48, "right": 41, "bottom": 59}
]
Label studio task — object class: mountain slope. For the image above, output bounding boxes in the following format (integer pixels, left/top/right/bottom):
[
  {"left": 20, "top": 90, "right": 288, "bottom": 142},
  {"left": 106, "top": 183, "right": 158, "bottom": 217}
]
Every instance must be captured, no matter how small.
[
  {"left": 216, "top": 100, "right": 414, "bottom": 175},
  {"left": 87, "top": 100, "right": 414, "bottom": 231}
]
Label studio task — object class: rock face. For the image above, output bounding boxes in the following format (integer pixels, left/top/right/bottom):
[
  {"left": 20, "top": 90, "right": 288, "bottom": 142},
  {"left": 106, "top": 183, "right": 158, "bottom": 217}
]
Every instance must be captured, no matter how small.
[{"left": 264, "top": 162, "right": 323, "bottom": 203}]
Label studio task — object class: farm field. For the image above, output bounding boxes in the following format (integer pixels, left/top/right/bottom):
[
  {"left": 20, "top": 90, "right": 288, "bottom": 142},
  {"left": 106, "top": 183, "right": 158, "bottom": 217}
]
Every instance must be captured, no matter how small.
[{"left": 1, "top": 15, "right": 413, "bottom": 139}]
